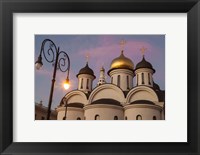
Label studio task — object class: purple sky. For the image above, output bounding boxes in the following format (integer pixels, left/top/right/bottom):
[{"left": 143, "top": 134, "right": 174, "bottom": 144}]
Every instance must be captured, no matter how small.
[{"left": 35, "top": 35, "right": 165, "bottom": 109}]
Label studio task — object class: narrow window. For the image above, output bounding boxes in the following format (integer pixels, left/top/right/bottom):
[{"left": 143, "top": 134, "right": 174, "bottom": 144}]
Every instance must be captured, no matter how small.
[
  {"left": 142, "top": 73, "right": 144, "bottom": 84},
  {"left": 137, "top": 74, "right": 138, "bottom": 85},
  {"left": 114, "top": 116, "right": 118, "bottom": 120},
  {"left": 86, "top": 79, "right": 89, "bottom": 89},
  {"left": 125, "top": 116, "right": 127, "bottom": 120},
  {"left": 95, "top": 115, "right": 100, "bottom": 120},
  {"left": 127, "top": 76, "right": 129, "bottom": 89},
  {"left": 81, "top": 78, "right": 83, "bottom": 89},
  {"left": 111, "top": 77, "right": 113, "bottom": 83},
  {"left": 136, "top": 115, "right": 142, "bottom": 120},
  {"left": 117, "top": 75, "right": 120, "bottom": 87},
  {"left": 77, "top": 117, "right": 81, "bottom": 120},
  {"left": 153, "top": 116, "right": 156, "bottom": 120},
  {"left": 148, "top": 73, "right": 151, "bottom": 85}
]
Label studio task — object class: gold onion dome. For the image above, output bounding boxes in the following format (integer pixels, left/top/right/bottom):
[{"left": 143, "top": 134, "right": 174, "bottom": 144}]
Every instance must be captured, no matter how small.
[{"left": 110, "top": 50, "right": 134, "bottom": 71}]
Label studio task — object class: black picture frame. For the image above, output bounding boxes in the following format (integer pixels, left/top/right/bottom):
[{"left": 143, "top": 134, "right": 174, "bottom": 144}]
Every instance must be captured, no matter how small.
[{"left": 0, "top": 0, "right": 200, "bottom": 154}]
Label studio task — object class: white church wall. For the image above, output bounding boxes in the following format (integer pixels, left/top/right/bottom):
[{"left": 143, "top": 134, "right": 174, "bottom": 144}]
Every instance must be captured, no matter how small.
[
  {"left": 64, "top": 90, "right": 88, "bottom": 105},
  {"left": 65, "top": 108, "right": 84, "bottom": 120},
  {"left": 88, "top": 84, "right": 125, "bottom": 104},
  {"left": 57, "top": 107, "right": 84, "bottom": 120},
  {"left": 124, "top": 104, "right": 162, "bottom": 120},
  {"left": 78, "top": 74, "right": 95, "bottom": 92},
  {"left": 126, "top": 86, "right": 159, "bottom": 103},
  {"left": 84, "top": 104, "right": 124, "bottom": 120},
  {"left": 135, "top": 68, "right": 154, "bottom": 87},
  {"left": 56, "top": 107, "right": 65, "bottom": 120},
  {"left": 109, "top": 69, "right": 134, "bottom": 91}
]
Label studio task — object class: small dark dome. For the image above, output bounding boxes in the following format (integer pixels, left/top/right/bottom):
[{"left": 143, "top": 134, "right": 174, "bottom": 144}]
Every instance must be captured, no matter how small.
[
  {"left": 130, "top": 100, "right": 155, "bottom": 105},
  {"left": 91, "top": 98, "right": 122, "bottom": 106},
  {"left": 76, "top": 62, "right": 95, "bottom": 78},
  {"left": 135, "top": 56, "right": 155, "bottom": 72}
]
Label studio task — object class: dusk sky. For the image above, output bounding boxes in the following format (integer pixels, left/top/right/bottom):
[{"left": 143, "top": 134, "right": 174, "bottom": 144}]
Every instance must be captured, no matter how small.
[{"left": 35, "top": 35, "right": 165, "bottom": 109}]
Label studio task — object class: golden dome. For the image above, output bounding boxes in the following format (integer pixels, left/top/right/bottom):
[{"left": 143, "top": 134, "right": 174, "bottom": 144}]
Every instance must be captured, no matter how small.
[{"left": 110, "top": 50, "right": 134, "bottom": 70}]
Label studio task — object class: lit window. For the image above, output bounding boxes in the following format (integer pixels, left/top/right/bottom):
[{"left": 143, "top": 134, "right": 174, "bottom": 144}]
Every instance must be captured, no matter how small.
[{"left": 136, "top": 115, "right": 142, "bottom": 120}]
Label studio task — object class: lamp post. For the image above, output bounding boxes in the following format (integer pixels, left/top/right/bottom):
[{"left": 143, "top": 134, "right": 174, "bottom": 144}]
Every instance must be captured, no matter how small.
[
  {"left": 63, "top": 98, "right": 67, "bottom": 120},
  {"left": 35, "top": 39, "right": 70, "bottom": 120}
]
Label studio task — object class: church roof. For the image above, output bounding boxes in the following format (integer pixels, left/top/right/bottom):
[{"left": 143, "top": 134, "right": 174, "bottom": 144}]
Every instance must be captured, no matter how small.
[
  {"left": 91, "top": 98, "right": 122, "bottom": 106},
  {"left": 135, "top": 56, "right": 155, "bottom": 72},
  {"left": 76, "top": 62, "right": 96, "bottom": 78},
  {"left": 130, "top": 100, "right": 155, "bottom": 105},
  {"left": 67, "top": 103, "right": 84, "bottom": 108},
  {"left": 153, "top": 82, "right": 160, "bottom": 91}
]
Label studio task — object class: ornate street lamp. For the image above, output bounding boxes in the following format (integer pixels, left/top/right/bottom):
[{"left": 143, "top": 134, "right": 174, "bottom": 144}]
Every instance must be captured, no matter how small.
[
  {"left": 62, "top": 98, "right": 67, "bottom": 120},
  {"left": 35, "top": 39, "right": 70, "bottom": 120}
]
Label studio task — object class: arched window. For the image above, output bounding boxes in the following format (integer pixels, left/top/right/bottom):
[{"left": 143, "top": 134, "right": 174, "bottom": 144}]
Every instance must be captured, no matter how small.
[
  {"left": 142, "top": 73, "right": 144, "bottom": 84},
  {"left": 125, "top": 116, "right": 127, "bottom": 120},
  {"left": 95, "top": 115, "right": 100, "bottom": 120},
  {"left": 127, "top": 76, "right": 129, "bottom": 89},
  {"left": 117, "top": 75, "right": 120, "bottom": 87},
  {"left": 114, "top": 116, "right": 118, "bottom": 120},
  {"left": 77, "top": 117, "right": 81, "bottom": 120},
  {"left": 81, "top": 78, "right": 83, "bottom": 89},
  {"left": 153, "top": 116, "right": 157, "bottom": 120},
  {"left": 86, "top": 79, "right": 89, "bottom": 89},
  {"left": 136, "top": 115, "right": 142, "bottom": 120},
  {"left": 148, "top": 73, "right": 151, "bottom": 85}
]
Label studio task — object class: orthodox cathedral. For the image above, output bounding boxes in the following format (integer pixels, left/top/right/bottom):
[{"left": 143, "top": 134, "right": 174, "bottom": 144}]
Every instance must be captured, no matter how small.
[{"left": 56, "top": 47, "right": 165, "bottom": 120}]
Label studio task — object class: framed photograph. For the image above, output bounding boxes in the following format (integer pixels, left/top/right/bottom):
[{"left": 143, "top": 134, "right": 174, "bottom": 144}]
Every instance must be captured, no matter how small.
[{"left": 0, "top": 0, "right": 200, "bottom": 154}]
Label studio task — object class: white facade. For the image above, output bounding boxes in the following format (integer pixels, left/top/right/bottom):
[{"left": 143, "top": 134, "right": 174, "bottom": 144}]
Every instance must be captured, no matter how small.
[
  {"left": 77, "top": 74, "right": 95, "bottom": 93},
  {"left": 56, "top": 51, "right": 165, "bottom": 120}
]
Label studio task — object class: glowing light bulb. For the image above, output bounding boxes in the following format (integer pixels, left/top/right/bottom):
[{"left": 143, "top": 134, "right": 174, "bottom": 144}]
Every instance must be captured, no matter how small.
[
  {"left": 64, "top": 82, "right": 70, "bottom": 90},
  {"left": 64, "top": 78, "right": 70, "bottom": 90}
]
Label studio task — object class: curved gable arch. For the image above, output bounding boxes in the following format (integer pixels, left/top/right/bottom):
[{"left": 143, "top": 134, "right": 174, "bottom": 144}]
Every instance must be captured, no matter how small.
[
  {"left": 64, "top": 90, "right": 88, "bottom": 105},
  {"left": 88, "top": 84, "right": 125, "bottom": 104},
  {"left": 126, "top": 86, "right": 159, "bottom": 103}
]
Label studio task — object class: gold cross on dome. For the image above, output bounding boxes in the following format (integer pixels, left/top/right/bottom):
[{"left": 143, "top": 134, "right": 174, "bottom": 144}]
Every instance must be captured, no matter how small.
[
  {"left": 119, "top": 39, "right": 126, "bottom": 50},
  {"left": 140, "top": 47, "right": 147, "bottom": 56}
]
